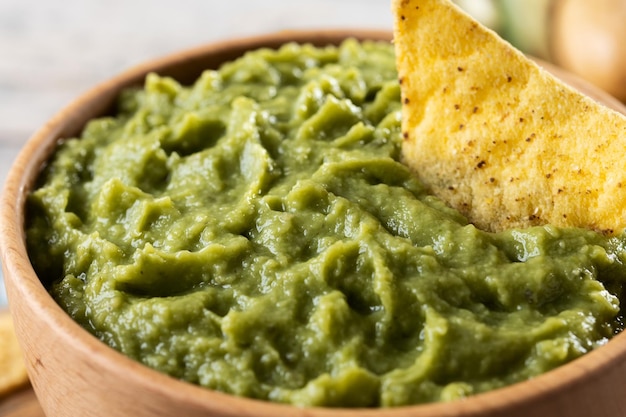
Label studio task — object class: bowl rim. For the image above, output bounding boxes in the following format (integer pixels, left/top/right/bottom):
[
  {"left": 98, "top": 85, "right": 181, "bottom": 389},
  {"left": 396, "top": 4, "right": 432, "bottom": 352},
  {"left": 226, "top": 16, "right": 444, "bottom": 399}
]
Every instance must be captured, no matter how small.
[{"left": 2, "top": 28, "right": 626, "bottom": 416}]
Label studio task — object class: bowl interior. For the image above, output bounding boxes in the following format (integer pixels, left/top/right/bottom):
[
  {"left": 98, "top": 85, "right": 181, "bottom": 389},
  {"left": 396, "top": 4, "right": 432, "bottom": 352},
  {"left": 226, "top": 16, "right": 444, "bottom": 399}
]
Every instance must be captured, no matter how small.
[{"left": 2, "top": 29, "right": 626, "bottom": 417}]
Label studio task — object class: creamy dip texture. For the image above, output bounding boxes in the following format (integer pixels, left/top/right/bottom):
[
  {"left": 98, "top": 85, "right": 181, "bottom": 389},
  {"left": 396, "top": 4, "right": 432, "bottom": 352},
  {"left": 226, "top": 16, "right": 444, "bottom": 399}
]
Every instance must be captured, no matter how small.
[{"left": 27, "top": 40, "right": 626, "bottom": 407}]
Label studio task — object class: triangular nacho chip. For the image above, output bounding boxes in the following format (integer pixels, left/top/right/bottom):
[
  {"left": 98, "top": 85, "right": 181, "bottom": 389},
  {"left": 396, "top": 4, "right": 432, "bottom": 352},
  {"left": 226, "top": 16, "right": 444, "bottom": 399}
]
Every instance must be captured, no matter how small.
[{"left": 393, "top": 0, "right": 626, "bottom": 234}]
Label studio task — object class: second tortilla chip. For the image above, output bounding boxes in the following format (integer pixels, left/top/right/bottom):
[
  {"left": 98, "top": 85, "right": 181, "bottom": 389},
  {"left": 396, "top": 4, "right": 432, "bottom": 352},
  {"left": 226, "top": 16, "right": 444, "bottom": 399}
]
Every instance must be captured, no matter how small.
[{"left": 0, "top": 311, "right": 29, "bottom": 398}]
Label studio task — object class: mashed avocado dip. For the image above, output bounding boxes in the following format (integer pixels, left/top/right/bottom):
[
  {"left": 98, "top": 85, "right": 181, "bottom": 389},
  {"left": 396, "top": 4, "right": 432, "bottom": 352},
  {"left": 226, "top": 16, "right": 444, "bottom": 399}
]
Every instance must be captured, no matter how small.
[{"left": 26, "top": 39, "right": 626, "bottom": 407}]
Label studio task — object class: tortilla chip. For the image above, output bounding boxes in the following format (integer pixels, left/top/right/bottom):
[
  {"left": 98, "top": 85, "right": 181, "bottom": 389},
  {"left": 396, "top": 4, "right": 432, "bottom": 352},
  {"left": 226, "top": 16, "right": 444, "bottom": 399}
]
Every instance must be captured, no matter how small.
[
  {"left": 393, "top": 0, "right": 626, "bottom": 234},
  {"left": 0, "top": 311, "right": 29, "bottom": 398}
]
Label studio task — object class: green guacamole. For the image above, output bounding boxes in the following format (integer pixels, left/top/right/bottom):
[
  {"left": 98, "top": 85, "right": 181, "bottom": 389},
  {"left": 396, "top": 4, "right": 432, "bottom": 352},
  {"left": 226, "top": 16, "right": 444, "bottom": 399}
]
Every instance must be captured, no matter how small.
[{"left": 27, "top": 39, "right": 626, "bottom": 407}]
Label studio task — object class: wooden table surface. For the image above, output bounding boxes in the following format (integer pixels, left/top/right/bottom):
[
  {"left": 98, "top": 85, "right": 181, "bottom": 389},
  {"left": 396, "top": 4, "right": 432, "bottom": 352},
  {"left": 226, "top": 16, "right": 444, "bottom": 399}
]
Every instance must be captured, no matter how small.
[{"left": 0, "top": 0, "right": 392, "bottom": 308}]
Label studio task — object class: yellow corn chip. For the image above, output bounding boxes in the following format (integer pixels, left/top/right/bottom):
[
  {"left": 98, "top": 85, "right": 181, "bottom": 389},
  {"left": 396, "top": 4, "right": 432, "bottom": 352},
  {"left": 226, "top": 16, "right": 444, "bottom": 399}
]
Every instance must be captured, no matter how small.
[
  {"left": 393, "top": 0, "right": 626, "bottom": 234},
  {"left": 0, "top": 311, "right": 29, "bottom": 398}
]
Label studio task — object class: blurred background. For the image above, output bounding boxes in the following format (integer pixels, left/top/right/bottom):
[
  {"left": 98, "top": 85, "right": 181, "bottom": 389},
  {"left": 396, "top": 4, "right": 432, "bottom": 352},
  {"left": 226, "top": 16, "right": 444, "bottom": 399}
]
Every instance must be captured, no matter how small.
[{"left": 1, "top": 0, "right": 625, "bottom": 308}]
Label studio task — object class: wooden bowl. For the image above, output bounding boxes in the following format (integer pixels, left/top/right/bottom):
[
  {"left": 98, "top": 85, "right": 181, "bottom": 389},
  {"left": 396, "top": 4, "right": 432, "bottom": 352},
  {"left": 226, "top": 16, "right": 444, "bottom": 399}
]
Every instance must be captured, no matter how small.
[{"left": 2, "top": 29, "right": 626, "bottom": 417}]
